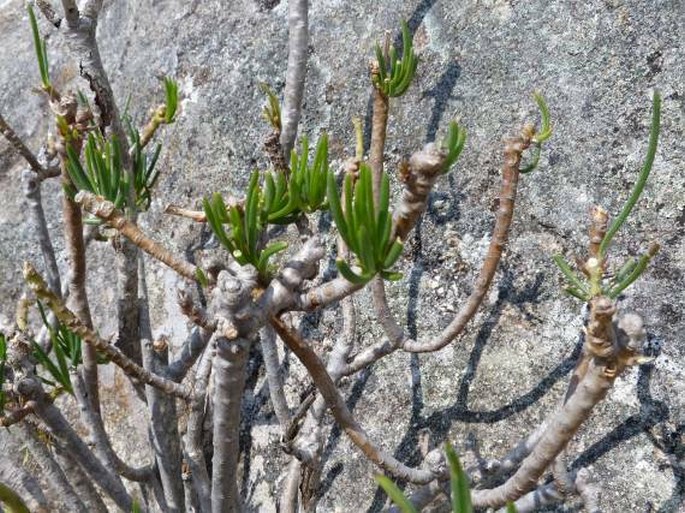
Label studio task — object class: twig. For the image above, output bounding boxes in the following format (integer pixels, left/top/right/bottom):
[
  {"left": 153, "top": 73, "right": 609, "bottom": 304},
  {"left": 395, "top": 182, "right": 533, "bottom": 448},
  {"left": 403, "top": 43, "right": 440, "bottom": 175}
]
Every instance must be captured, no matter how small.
[
  {"left": 177, "top": 289, "right": 216, "bottom": 332},
  {"left": 75, "top": 191, "right": 202, "bottom": 282},
  {"left": 369, "top": 83, "right": 389, "bottom": 207},
  {"left": 498, "top": 481, "right": 563, "bottom": 513},
  {"left": 270, "top": 315, "right": 441, "bottom": 484},
  {"left": 20, "top": 374, "right": 135, "bottom": 512},
  {"left": 392, "top": 143, "right": 450, "bottom": 242},
  {"left": 52, "top": 442, "right": 109, "bottom": 513},
  {"left": 139, "top": 105, "right": 167, "bottom": 149},
  {"left": 0, "top": 402, "right": 36, "bottom": 427},
  {"left": 286, "top": 294, "right": 357, "bottom": 510},
  {"left": 279, "top": 0, "right": 309, "bottom": 159},
  {"left": 388, "top": 480, "right": 449, "bottom": 513},
  {"left": 165, "top": 203, "right": 207, "bottom": 222},
  {"left": 295, "top": 276, "right": 364, "bottom": 311},
  {"left": 72, "top": 371, "right": 152, "bottom": 483},
  {"left": 60, "top": 0, "right": 79, "bottom": 29},
  {"left": 53, "top": 94, "right": 101, "bottom": 416},
  {"left": 24, "top": 262, "right": 193, "bottom": 400},
  {"left": 260, "top": 323, "right": 292, "bottom": 427},
  {"left": 280, "top": 459, "right": 302, "bottom": 513},
  {"left": 183, "top": 342, "right": 213, "bottom": 513},
  {"left": 0, "top": 113, "right": 50, "bottom": 179},
  {"left": 22, "top": 169, "right": 62, "bottom": 296},
  {"left": 259, "top": 236, "right": 325, "bottom": 314},
  {"left": 166, "top": 327, "right": 214, "bottom": 383}
]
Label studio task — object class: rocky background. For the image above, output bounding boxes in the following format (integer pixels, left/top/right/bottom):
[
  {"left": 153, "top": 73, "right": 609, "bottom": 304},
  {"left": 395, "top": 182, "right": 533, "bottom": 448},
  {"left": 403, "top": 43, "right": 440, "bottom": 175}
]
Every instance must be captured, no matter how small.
[{"left": 0, "top": 0, "right": 683, "bottom": 511}]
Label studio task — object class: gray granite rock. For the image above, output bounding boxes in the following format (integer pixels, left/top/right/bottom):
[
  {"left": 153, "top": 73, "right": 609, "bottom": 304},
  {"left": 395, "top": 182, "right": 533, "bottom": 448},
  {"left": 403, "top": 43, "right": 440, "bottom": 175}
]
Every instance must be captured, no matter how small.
[{"left": 0, "top": 0, "right": 683, "bottom": 511}]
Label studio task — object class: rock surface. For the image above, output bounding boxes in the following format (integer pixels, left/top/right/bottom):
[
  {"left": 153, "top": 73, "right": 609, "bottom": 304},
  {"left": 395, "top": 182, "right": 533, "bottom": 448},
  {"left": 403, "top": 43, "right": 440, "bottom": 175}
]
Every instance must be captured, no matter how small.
[{"left": 0, "top": 0, "right": 683, "bottom": 511}]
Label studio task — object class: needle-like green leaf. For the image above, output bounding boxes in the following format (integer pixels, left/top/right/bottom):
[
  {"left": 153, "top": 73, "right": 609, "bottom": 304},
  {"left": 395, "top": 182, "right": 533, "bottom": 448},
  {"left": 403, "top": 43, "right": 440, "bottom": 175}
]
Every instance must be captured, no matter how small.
[
  {"left": 374, "top": 475, "right": 418, "bottom": 513},
  {"left": 599, "top": 91, "right": 661, "bottom": 258},
  {"left": 445, "top": 442, "right": 472, "bottom": 513}
]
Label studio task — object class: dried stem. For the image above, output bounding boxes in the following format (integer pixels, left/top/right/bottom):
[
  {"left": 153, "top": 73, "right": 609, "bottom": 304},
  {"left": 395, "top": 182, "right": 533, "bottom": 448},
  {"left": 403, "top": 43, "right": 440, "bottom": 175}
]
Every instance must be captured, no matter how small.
[
  {"left": 288, "top": 294, "right": 356, "bottom": 510},
  {"left": 270, "top": 315, "right": 440, "bottom": 484},
  {"left": 24, "top": 262, "right": 193, "bottom": 400},
  {"left": 139, "top": 258, "right": 185, "bottom": 512},
  {"left": 280, "top": 0, "right": 309, "bottom": 159},
  {"left": 167, "top": 327, "right": 214, "bottom": 382},
  {"left": 165, "top": 203, "right": 208, "bottom": 222},
  {"left": 57, "top": 129, "right": 101, "bottom": 417},
  {"left": 76, "top": 191, "right": 201, "bottom": 282}
]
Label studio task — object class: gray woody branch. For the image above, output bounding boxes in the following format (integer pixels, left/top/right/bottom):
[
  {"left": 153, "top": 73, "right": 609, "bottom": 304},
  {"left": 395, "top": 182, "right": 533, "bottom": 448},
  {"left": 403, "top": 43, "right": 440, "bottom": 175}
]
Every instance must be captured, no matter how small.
[
  {"left": 210, "top": 265, "right": 259, "bottom": 512},
  {"left": 279, "top": 0, "right": 308, "bottom": 159}
]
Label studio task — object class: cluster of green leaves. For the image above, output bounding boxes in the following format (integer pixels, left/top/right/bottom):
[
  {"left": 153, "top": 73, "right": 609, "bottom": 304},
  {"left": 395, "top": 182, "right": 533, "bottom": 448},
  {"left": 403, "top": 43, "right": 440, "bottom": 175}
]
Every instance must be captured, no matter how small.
[
  {"left": 376, "top": 443, "right": 517, "bottom": 513},
  {"left": 204, "top": 172, "right": 289, "bottom": 278},
  {"left": 373, "top": 21, "right": 419, "bottom": 98},
  {"left": 0, "top": 332, "right": 7, "bottom": 412},
  {"left": 30, "top": 303, "right": 82, "bottom": 395},
  {"left": 127, "top": 123, "right": 162, "bottom": 211},
  {"left": 64, "top": 78, "right": 178, "bottom": 214},
  {"left": 29, "top": 303, "right": 107, "bottom": 396},
  {"left": 554, "top": 91, "right": 661, "bottom": 301},
  {"left": 203, "top": 135, "right": 331, "bottom": 278},
  {"left": 27, "top": 4, "right": 50, "bottom": 91},
  {"left": 65, "top": 131, "right": 130, "bottom": 219},
  {"left": 328, "top": 164, "right": 403, "bottom": 283},
  {"left": 268, "top": 135, "right": 330, "bottom": 220}
]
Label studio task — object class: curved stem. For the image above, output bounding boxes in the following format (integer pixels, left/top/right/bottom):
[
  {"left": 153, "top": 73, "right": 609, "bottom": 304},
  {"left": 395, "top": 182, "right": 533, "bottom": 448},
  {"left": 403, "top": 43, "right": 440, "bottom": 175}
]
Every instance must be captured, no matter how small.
[{"left": 270, "top": 315, "right": 440, "bottom": 484}]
